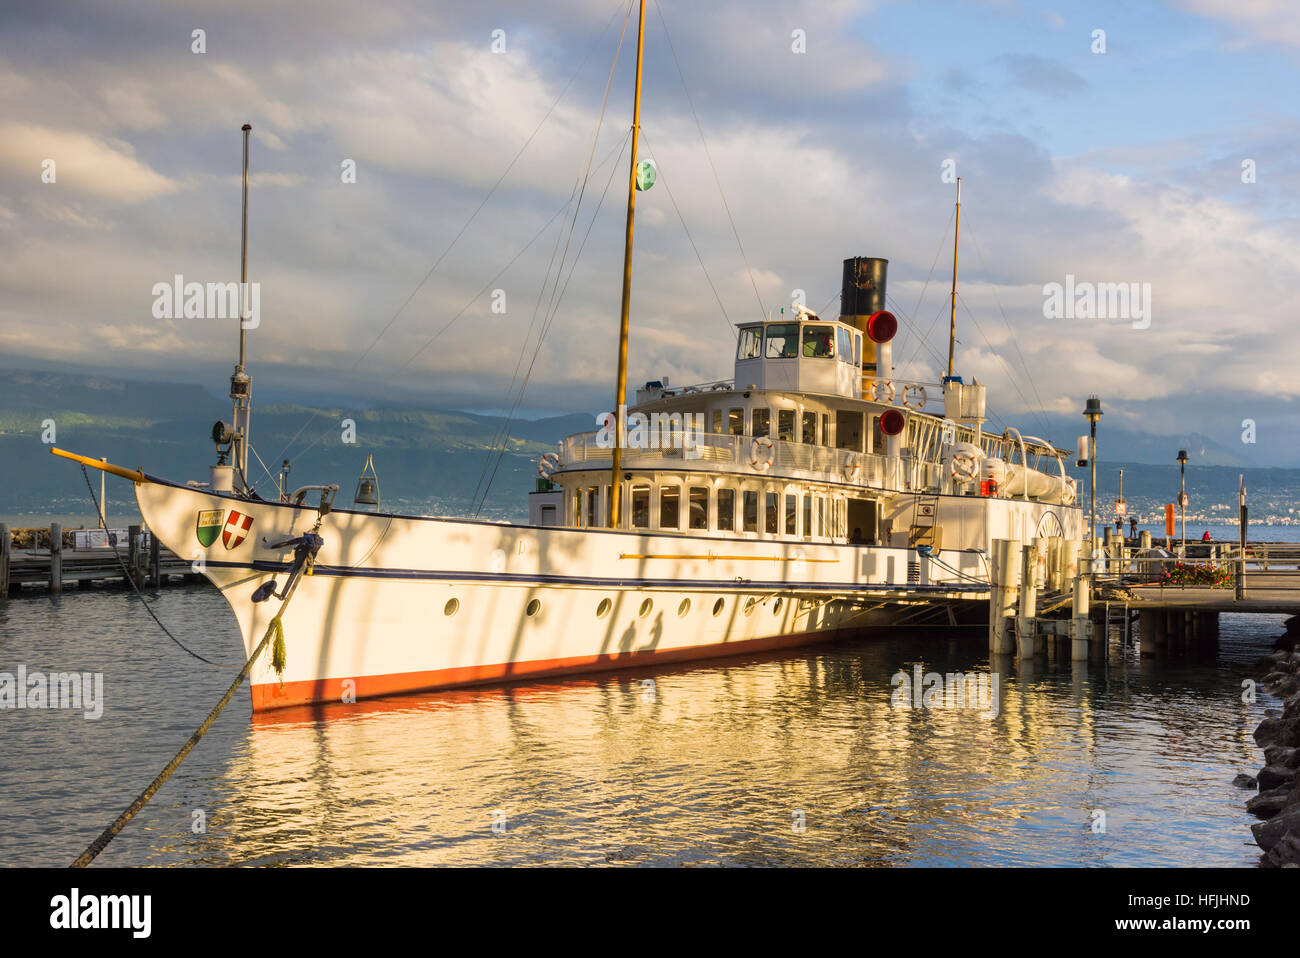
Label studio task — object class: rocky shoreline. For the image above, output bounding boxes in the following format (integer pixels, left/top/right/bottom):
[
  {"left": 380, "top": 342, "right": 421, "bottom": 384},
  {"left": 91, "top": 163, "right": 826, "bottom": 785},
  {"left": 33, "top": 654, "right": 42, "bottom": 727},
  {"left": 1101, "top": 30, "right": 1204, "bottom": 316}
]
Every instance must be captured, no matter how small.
[{"left": 1241, "top": 621, "right": 1300, "bottom": 867}]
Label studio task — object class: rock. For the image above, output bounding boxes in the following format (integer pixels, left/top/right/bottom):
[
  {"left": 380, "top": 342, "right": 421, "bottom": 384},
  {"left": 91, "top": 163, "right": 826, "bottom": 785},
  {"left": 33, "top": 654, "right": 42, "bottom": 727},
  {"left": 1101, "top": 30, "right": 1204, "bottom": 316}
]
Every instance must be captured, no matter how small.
[
  {"left": 1263, "top": 745, "right": 1300, "bottom": 769},
  {"left": 1266, "top": 708, "right": 1283, "bottom": 718},
  {"left": 1246, "top": 786, "right": 1292, "bottom": 819},
  {"left": 1274, "top": 635, "right": 1298, "bottom": 653},
  {"left": 1258, "top": 764, "right": 1298, "bottom": 791},
  {"left": 1233, "top": 773, "right": 1258, "bottom": 789},
  {"left": 1255, "top": 717, "right": 1300, "bottom": 748},
  {"left": 1285, "top": 696, "right": 1300, "bottom": 721},
  {"left": 1269, "top": 675, "right": 1300, "bottom": 697},
  {"left": 1262, "top": 830, "right": 1300, "bottom": 868},
  {"left": 1252, "top": 806, "right": 1300, "bottom": 851}
]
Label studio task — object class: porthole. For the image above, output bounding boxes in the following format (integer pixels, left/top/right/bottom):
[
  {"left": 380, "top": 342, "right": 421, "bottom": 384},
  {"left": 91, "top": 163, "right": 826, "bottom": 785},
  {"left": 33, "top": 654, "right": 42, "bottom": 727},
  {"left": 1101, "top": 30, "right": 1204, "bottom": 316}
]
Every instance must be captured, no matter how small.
[
  {"left": 526, "top": 598, "right": 541, "bottom": 617},
  {"left": 444, "top": 598, "right": 459, "bottom": 616},
  {"left": 677, "top": 598, "right": 691, "bottom": 617},
  {"left": 773, "top": 597, "right": 783, "bottom": 615},
  {"left": 596, "top": 598, "right": 612, "bottom": 618},
  {"left": 639, "top": 598, "right": 653, "bottom": 618},
  {"left": 712, "top": 598, "right": 725, "bottom": 617},
  {"left": 744, "top": 598, "right": 756, "bottom": 615}
]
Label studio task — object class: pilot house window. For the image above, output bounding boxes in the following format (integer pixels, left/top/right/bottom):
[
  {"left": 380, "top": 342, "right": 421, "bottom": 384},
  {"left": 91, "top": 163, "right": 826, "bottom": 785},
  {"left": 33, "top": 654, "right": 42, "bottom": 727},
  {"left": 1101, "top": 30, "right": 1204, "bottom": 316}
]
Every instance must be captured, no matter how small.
[
  {"left": 737, "top": 326, "right": 762, "bottom": 360},
  {"left": 802, "top": 325, "right": 835, "bottom": 359},
  {"left": 765, "top": 323, "right": 799, "bottom": 359}
]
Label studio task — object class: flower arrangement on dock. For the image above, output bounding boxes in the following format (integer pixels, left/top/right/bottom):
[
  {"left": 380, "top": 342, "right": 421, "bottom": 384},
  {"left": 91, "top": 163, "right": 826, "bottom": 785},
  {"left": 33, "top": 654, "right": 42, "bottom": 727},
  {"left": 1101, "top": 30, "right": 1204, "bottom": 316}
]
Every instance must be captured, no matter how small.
[{"left": 1159, "top": 562, "right": 1233, "bottom": 588}]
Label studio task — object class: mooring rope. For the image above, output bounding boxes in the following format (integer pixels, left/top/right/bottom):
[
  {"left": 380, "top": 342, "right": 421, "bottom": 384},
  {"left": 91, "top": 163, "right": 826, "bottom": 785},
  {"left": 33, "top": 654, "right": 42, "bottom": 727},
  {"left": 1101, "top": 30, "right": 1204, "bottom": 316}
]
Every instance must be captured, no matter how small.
[
  {"left": 71, "top": 570, "right": 307, "bottom": 867},
  {"left": 80, "top": 464, "right": 235, "bottom": 668}
]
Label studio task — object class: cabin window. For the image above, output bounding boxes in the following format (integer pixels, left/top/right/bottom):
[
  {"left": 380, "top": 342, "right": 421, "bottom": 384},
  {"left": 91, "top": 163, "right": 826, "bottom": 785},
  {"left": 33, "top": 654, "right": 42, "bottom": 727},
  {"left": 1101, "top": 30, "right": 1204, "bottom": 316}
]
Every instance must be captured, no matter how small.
[
  {"left": 801, "top": 411, "right": 816, "bottom": 444},
  {"left": 785, "top": 494, "right": 797, "bottom": 535},
  {"left": 871, "top": 415, "right": 884, "bottom": 455},
  {"left": 752, "top": 408, "right": 770, "bottom": 438},
  {"left": 742, "top": 491, "right": 759, "bottom": 532},
  {"left": 631, "top": 485, "right": 650, "bottom": 528},
  {"left": 717, "top": 488, "right": 736, "bottom": 531},
  {"left": 660, "top": 485, "right": 680, "bottom": 530},
  {"left": 777, "top": 409, "right": 795, "bottom": 442},
  {"left": 854, "top": 332, "right": 862, "bottom": 366},
  {"left": 737, "top": 326, "right": 762, "bottom": 360},
  {"left": 816, "top": 497, "right": 825, "bottom": 537},
  {"left": 822, "top": 414, "right": 830, "bottom": 446},
  {"left": 802, "top": 325, "right": 835, "bottom": 359},
  {"left": 689, "top": 487, "right": 708, "bottom": 530},
  {"left": 837, "top": 326, "right": 852, "bottom": 362},
  {"left": 765, "top": 323, "right": 799, "bottom": 359},
  {"left": 586, "top": 488, "right": 598, "bottom": 527},
  {"left": 765, "top": 493, "right": 779, "bottom": 534},
  {"left": 571, "top": 489, "right": 581, "bottom": 526},
  {"left": 711, "top": 409, "right": 722, "bottom": 435},
  {"left": 729, "top": 408, "right": 745, "bottom": 436},
  {"left": 802, "top": 495, "right": 812, "bottom": 540}
]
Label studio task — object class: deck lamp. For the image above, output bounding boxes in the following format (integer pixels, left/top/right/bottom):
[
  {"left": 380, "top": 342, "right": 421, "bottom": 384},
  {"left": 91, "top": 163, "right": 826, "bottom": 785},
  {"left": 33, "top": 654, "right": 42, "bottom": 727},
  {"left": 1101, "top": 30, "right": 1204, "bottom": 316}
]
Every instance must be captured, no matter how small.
[{"left": 1083, "top": 397, "right": 1102, "bottom": 557}]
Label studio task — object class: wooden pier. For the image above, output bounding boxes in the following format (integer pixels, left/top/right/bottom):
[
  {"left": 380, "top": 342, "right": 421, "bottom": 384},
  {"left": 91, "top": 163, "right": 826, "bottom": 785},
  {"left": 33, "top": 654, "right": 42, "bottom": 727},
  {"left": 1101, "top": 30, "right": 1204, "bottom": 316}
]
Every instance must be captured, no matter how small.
[
  {"left": 990, "top": 535, "right": 1300, "bottom": 661},
  {"left": 0, "top": 523, "right": 203, "bottom": 598}
]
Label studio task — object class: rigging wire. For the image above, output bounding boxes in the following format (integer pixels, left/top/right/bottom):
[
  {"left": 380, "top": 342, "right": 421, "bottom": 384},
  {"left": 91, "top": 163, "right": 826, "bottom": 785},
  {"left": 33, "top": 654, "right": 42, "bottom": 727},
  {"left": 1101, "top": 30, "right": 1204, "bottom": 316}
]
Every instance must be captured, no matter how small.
[
  {"left": 961, "top": 212, "right": 1054, "bottom": 433},
  {"left": 639, "top": 129, "right": 738, "bottom": 340},
  {"left": 473, "top": 129, "right": 634, "bottom": 513},
  {"left": 469, "top": 131, "right": 633, "bottom": 511},
  {"left": 654, "top": 0, "right": 767, "bottom": 321},
  {"left": 894, "top": 207, "right": 954, "bottom": 371},
  {"left": 265, "top": 0, "right": 631, "bottom": 470}
]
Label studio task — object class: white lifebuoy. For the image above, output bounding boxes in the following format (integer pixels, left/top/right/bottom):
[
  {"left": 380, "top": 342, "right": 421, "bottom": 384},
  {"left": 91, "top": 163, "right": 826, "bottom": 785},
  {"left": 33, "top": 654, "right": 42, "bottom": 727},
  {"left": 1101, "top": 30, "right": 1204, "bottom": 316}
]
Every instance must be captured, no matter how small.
[
  {"left": 951, "top": 452, "right": 979, "bottom": 483},
  {"left": 871, "top": 380, "right": 895, "bottom": 403},
  {"left": 537, "top": 452, "right": 560, "bottom": 478},
  {"left": 842, "top": 453, "right": 861, "bottom": 481},
  {"left": 902, "top": 384, "right": 927, "bottom": 409},
  {"left": 750, "top": 436, "right": 774, "bottom": 470}
]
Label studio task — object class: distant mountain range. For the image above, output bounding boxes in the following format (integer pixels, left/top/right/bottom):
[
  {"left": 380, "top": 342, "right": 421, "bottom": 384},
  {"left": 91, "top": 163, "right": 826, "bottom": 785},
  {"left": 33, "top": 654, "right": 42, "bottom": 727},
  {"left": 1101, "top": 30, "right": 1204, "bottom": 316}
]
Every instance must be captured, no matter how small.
[{"left": 0, "top": 368, "right": 1295, "bottom": 523}]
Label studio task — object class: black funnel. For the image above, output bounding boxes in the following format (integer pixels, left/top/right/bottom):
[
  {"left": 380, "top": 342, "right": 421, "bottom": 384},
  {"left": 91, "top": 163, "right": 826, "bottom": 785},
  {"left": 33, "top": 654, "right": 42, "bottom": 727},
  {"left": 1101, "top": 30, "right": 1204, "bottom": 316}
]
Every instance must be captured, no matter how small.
[{"left": 840, "top": 257, "right": 888, "bottom": 317}]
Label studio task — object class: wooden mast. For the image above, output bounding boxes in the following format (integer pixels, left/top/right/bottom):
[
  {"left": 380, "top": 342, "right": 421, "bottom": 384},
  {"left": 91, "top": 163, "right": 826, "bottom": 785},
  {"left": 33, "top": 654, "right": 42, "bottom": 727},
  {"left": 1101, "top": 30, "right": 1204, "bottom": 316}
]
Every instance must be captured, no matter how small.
[
  {"left": 946, "top": 176, "right": 961, "bottom": 380},
  {"left": 608, "top": 0, "right": 646, "bottom": 528}
]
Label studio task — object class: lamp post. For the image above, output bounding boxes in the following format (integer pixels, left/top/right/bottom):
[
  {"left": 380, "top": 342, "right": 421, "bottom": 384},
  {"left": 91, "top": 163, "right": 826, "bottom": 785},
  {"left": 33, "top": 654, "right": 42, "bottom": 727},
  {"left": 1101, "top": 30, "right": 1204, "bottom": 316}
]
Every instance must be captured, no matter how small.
[
  {"left": 1177, "top": 448, "right": 1188, "bottom": 556},
  {"left": 1083, "top": 397, "right": 1102, "bottom": 560}
]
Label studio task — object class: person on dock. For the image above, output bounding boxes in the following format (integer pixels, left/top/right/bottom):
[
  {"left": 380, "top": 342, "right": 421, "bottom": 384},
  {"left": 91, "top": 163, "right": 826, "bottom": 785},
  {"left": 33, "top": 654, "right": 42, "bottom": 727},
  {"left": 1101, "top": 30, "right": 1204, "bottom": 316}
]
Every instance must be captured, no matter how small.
[{"left": 1202, "top": 530, "right": 1212, "bottom": 541}]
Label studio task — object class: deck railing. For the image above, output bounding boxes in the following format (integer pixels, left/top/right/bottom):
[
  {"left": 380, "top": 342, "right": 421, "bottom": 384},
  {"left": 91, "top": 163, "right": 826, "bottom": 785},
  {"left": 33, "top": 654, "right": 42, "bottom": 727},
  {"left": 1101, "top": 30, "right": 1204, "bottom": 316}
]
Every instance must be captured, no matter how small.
[{"left": 557, "top": 430, "right": 943, "bottom": 495}]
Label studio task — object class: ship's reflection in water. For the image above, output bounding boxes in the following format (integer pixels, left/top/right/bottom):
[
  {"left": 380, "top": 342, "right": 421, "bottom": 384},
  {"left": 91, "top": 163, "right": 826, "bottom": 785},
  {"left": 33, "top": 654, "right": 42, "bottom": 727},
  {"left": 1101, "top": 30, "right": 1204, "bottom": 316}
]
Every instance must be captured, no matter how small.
[{"left": 0, "top": 589, "right": 1273, "bottom": 866}]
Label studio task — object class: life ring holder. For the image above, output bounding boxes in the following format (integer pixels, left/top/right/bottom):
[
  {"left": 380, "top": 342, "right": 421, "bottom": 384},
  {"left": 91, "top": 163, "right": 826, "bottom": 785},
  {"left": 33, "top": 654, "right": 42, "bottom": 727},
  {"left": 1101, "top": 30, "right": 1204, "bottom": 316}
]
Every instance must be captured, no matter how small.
[
  {"left": 750, "top": 436, "right": 774, "bottom": 470},
  {"left": 902, "top": 384, "right": 927, "bottom": 409},
  {"left": 872, "top": 380, "right": 895, "bottom": 404},
  {"left": 951, "top": 452, "right": 979, "bottom": 483}
]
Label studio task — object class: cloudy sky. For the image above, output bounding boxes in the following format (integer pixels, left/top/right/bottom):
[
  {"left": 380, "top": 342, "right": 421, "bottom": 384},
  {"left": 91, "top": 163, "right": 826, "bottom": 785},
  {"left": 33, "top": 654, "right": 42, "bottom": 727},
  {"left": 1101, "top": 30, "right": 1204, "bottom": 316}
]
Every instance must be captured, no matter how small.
[{"left": 3, "top": 0, "right": 1300, "bottom": 461}]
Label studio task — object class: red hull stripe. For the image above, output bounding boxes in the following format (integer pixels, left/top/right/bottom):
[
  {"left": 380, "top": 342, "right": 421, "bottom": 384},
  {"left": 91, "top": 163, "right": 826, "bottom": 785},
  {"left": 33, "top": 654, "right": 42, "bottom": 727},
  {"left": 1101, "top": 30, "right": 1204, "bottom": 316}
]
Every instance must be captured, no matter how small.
[{"left": 250, "top": 628, "right": 855, "bottom": 711}]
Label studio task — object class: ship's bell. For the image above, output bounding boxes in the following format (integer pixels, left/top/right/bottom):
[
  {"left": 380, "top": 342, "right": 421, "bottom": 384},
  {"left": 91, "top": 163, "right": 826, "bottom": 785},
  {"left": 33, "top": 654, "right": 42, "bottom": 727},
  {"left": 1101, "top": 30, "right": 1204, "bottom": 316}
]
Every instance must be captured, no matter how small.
[{"left": 353, "top": 454, "right": 380, "bottom": 508}]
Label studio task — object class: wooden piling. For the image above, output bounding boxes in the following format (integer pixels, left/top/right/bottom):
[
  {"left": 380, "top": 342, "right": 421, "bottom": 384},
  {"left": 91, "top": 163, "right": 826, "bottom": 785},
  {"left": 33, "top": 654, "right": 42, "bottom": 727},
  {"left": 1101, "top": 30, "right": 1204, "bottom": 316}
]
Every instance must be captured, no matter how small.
[
  {"left": 1017, "top": 542, "right": 1037, "bottom": 659},
  {"left": 128, "top": 524, "right": 141, "bottom": 589},
  {"left": 0, "top": 523, "right": 9, "bottom": 600},
  {"left": 1071, "top": 555, "right": 1090, "bottom": 661},
  {"left": 149, "top": 530, "right": 160, "bottom": 587},
  {"left": 48, "top": 522, "right": 62, "bottom": 594}
]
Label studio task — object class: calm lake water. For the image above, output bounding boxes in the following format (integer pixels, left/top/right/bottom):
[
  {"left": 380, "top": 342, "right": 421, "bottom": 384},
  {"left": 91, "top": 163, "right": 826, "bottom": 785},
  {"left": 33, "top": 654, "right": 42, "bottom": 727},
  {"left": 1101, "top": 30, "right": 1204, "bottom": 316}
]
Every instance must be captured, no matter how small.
[{"left": 0, "top": 579, "right": 1282, "bottom": 867}]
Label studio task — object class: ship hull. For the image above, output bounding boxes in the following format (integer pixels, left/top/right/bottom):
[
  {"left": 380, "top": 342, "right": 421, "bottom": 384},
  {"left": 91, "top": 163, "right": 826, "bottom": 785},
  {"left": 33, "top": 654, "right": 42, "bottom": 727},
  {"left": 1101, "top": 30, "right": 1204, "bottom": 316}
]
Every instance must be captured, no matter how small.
[{"left": 135, "top": 478, "right": 992, "bottom": 711}]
